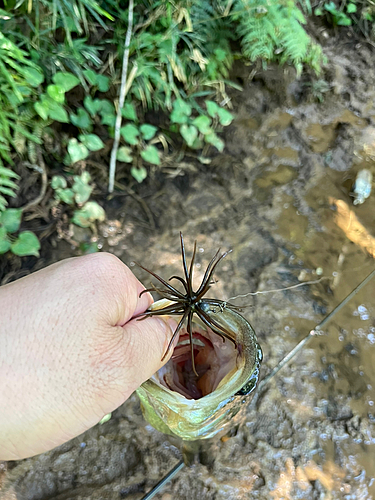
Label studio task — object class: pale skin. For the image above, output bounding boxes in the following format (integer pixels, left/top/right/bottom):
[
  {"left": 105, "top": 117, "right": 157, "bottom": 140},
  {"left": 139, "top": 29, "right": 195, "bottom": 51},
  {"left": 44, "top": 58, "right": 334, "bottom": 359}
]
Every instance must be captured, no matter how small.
[{"left": 0, "top": 252, "right": 176, "bottom": 461}]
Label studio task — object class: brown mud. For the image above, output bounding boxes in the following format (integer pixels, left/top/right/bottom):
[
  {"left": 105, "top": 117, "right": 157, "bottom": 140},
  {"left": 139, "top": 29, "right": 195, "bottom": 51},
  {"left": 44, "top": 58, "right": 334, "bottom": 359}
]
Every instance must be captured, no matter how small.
[{"left": 2, "top": 35, "right": 375, "bottom": 499}]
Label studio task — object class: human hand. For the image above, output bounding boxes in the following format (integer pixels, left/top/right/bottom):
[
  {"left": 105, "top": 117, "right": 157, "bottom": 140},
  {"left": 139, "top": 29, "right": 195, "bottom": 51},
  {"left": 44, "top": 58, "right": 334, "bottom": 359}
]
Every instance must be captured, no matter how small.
[{"left": 0, "top": 253, "right": 175, "bottom": 460}]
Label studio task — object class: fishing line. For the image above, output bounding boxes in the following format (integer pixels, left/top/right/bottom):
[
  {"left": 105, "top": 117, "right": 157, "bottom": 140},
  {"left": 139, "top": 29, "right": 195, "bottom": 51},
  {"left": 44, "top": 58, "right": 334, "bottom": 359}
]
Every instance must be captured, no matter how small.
[
  {"left": 226, "top": 276, "right": 331, "bottom": 301},
  {"left": 139, "top": 267, "right": 375, "bottom": 499}
]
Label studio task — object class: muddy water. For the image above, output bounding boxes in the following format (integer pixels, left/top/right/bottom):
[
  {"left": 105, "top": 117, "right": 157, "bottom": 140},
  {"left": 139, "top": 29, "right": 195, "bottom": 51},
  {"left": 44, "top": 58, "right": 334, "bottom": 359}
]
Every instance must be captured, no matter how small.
[{"left": 3, "top": 42, "right": 375, "bottom": 499}]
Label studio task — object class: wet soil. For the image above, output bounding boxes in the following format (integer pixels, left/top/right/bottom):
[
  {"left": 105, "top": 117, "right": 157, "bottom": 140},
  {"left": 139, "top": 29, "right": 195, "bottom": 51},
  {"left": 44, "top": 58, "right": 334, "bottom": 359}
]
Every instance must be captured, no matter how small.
[{"left": 2, "top": 35, "right": 375, "bottom": 499}]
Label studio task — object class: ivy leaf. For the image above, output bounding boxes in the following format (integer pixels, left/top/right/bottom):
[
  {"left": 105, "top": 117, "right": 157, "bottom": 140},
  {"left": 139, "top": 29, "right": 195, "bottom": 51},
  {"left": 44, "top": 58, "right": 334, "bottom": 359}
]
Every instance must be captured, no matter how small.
[
  {"left": 217, "top": 108, "right": 234, "bottom": 126},
  {"left": 72, "top": 201, "right": 105, "bottom": 228},
  {"left": 170, "top": 100, "right": 192, "bottom": 124},
  {"left": 121, "top": 103, "right": 137, "bottom": 122},
  {"left": 131, "top": 166, "right": 147, "bottom": 183},
  {"left": 205, "top": 100, "right": 220, "bottom": 118},
  {"left": 68, "top": 139, "right": 89, "bottom": 164},
  {"left": 347, "top": 2, "right": 356, "bottom": 12},
  {"left": 0, "top": 208, "right": 22, "bottom": 233},
  {"left": 11, "top": 231, "right": 40, "bottom": 257},
  {"left": 73, "top": 176, "right": 93, "bottom": 204},
  {"left": 99, "top": 100, "right": 116, "bottom": 126},
  {"left": 78, "top": 134, "right": 105, "bottom": 151},
  {"left": 192, "top": 115, "right": 212, "bottom": 134},
  {"left": 52, "top": 72, "right": 80, "bottom": 92},
  {"left": 117, "top": 146, "right": 133, "bottom": 163},
  {"left": 0, "top": 227, "right": 11, "bottom": 254},
  {"left": 180, "top": 124, "right": 198, "bottom": 147},
  {"left": 83, "top": 69, "right": 97, "bottom": 86},
  {"left": 47, "top": 101, "right": 69, "bottom": 123},
  {"left": 23, "top": 68, "right": 44, "bottom": 87},
  {"left": 140, "top": 145, "right": 160, "bottom": 165},
  {"left": 34, "top": 101, "right": 49, "bottom": 120},
  {"left": 70, "top": 108, "right": 92, "bottom": 130},
  {"left": 51, "top": 175, "right": 67, "bottom": 190},
  {"left": 84, "top": 96, "right": 103, "bottom": 117},
  {"left": 96, "top": 74, "right": 110, "bottom": 92},
  {"left": 205, "top": 131, "right": 224, "bottom": 152},
  {"left": 47, "top": 84, "right": 65, "bottom": 104},
  {"left": 140, "top": 124, "right": 157, "bottom": 141},
  {"left": 120, "top": 124, "right": 139, "bottom": 145},
  {"left": 55, "top": 188, "right": 75, "bottom": 204}
]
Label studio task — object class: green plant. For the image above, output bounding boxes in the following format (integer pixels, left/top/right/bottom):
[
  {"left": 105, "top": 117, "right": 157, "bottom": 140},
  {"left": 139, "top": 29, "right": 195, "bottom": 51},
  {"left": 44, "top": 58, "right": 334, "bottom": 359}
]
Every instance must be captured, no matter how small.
[
  {"left": 170, "top": 99, "right": 234, "bottom": 153},
  {"left": 51, "top": 172, "right": 105, "bottom": 228},
  {"left": 0, "top": 166, "right": 19, "bottom": 212},
  {"left": 315, "top": 1, "right": 353, "bottom": 25},
  {"left": 232, "top": 0, "right": 325, "bottom": 76},
  {"left": 0, "top": 208, "right": 40, "bottom": 256}
]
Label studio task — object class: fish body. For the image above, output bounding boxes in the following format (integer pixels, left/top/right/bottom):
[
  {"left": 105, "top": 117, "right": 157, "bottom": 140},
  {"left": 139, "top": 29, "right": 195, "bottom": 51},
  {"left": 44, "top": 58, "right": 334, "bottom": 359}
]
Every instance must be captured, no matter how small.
[{"left": 136, "top": 299, "right": 262, "bottom": 441}]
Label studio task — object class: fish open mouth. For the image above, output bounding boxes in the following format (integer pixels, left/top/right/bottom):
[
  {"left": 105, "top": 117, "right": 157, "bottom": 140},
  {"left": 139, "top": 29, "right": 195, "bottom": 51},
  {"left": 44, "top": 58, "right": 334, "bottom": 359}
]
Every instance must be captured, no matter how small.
[{"left": 155, "top": 322, "right": 240, "bottom": 400}]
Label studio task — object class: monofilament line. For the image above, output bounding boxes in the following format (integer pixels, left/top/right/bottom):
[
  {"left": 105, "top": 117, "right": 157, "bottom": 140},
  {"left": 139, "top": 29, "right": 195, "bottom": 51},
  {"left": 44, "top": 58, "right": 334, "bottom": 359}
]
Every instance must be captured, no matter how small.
[{"left": 252, "top": 267, "right": 375, "bottom": 405}]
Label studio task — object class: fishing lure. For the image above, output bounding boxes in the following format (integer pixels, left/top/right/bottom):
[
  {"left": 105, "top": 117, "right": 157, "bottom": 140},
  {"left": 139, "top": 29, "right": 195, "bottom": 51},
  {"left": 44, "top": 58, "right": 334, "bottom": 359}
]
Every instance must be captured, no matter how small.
[
  {"left": 135, "top": 234, "right": 262, "bottom": 441},
  {"left": 352, "top": 168, "right": 372, "bottom": 205}
]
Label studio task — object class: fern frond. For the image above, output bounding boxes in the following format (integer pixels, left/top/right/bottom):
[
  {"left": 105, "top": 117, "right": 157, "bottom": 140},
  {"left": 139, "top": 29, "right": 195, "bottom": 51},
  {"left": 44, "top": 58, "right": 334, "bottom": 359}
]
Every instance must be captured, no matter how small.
[
  {"left": 0, "top": 165, "right": 19, "bottom": 212},
  {"left": 233, "top": 0, "right": 322, "bottom": 73}
]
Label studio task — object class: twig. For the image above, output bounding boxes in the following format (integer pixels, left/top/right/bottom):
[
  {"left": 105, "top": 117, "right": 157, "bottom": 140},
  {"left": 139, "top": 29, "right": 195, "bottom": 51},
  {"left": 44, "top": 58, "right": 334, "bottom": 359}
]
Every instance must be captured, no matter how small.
[
  {"left": 108, "top": 0, "right": 134, "bottom": 193},
  {"left": 20, "top": 150, "right": 48, "bottom": 213}
]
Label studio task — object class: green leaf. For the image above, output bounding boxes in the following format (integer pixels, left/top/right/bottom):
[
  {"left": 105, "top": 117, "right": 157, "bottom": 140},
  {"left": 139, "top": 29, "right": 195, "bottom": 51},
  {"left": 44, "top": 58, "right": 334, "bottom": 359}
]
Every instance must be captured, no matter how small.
[
  {"left": 34, "top": 101, "right": 49, "bottom": 120},
  {"left": 83, "top": 69, "right": 97, "bottom": 86},
  {"left": 347, "top": 3, "right": 357, "bottom": 13},
  {"left": 23, "top": 68, "right": 44, "bottom": 87},
  {"left": 47, "top": 100, "right": 69, "bottom": 123},
  {"left": 0, "top": 167, "right": 19, "bottom": 179},
  {"left": 205, "top": 100, "right": 220, "bottom": 118},
  {"left": 0, "top": 208, "right": 22, "bottom": 233},
  {"left": 170, "top": 100, "right": 192, "bottom": 124},
  {"left": 78, "top": 134, "right": 105, "bottom": 151},
  {"left": 73, "top": 175, "right": 93, "bottom": 204},
  {"left": 180, "top": 124, "right": 198, "bottom": 147},
  {"left": 51, "top": 175, "right": 67, "bottom": 190},
  {"left": 120, "top": 124, "right": 139, "bottom": 145},
  {"left": 121, "top": 103, "right": 137, "bottom": 121},
  {"left": 140, "top": 145, "right": 160, "bottom": 165},
  {"left": 11, "top": 231, "right": 40, "bottom": 257},
  {"left": 84, "top": 96, "right": 102, "bottom": 117},
  {"left": 117, "top": 146, "right": 133, "bottom": 163},
  {"left": 205, "top": 131, "right": 225, "bottom": 152},
  {"left": 97, "top": 74, "right": 110, "bottom": 92},
  {"left": 0, "top": 187, "right": 17, "bottom": 197},
  {"left": 72, "top": 201, "right": 105, "bottom": 228},
  {"left": 217, "top": 108, "right": 234, "bottom": 126},
  {"left": 0, "top": 227, "right": 11, "bottom": 254},
  {"left": 140, "top": 124, "right": 157, "bottom": 141},
  {"left": 55, "top": 188, "right": 75, "bottom": 205},
  {"left": 131, "top": 166, "right": 148, "bottom": 183},
  {"left": 52, "top": 72, "right": 80, "bottom": 92},
  {"left": 68, "top": 139, "right": 89, "bottom": 164},
  {"left": 192, "top": 115, "right": 212, "bottom": 134},
  {"left": 47, "top": 84, "right": 66, "bottom": 104},
  {"left": 70, "top": 108, "right": 92, "bottom": 130},
  {"left": 99, "top": 100, "right": 116, "bottom": 126}
]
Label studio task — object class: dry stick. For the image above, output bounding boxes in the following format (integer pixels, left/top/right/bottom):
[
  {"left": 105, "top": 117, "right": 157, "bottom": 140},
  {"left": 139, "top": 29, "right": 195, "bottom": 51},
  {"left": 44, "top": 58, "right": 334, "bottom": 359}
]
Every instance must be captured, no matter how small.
[{"left": 108, "top": 0, "right": 134, "bottom": 193}]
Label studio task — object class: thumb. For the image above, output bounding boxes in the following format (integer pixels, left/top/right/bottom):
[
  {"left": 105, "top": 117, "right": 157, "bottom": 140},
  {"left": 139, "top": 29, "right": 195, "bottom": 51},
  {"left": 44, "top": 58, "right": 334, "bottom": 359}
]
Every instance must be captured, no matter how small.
[{"left": 120, "top": 315, "right": 177, "bottom": 392}]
